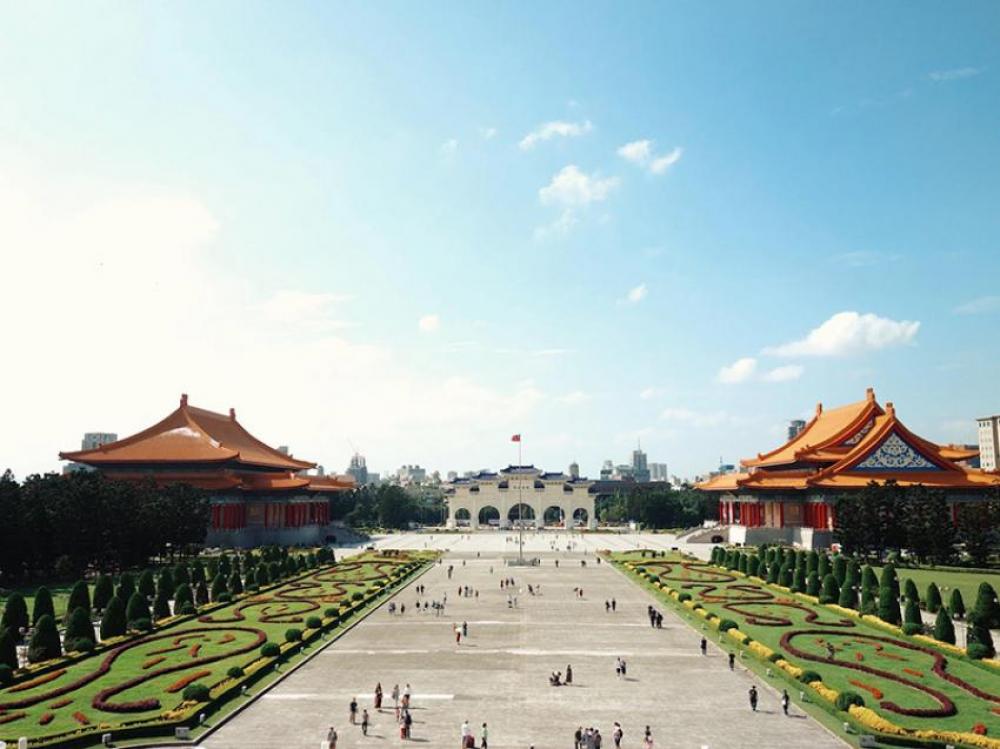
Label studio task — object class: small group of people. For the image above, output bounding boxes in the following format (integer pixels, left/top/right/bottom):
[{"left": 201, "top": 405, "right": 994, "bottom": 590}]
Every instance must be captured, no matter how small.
[
  {"left": 572, "top": 587, "right": 585, "bottom": 598},
  {"left": 645, "top": 605, "right": 663, "bottom": 628},
  {"left": 603, "top": 598, "right": 617, "bottom": 613},
  {"left": 387, "top": 601, "right": 406, "bottom": 615},
  {"left": 614, "top": 656, "right": 628, "bottom": 679},
  {"left": 573, "top": 725, "right": 603, "bottom": 748},
  {"left": 499, "top": 577, "right": 517, "bottom": 589},
  {"left": 460, "top": 719, "right": 488, "bottom": 748},
  {"left": 506, "top": 593, "right": 519, "bottom": 608},
  {"left": 453, "top": 620, "right": 469, "bottom": 643},
  {"left": 458, "top": 584, "right": 478, "bottom": 598},
  {"left": 548, "top": 663, "right": 572, "bottom": 686},
  {"left": 526, "top": 583, "right": 541, "bottom": 595}
]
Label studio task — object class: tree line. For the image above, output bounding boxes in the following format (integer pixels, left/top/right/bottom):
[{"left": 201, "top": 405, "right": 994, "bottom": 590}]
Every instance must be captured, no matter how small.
[
  {"left": 0, "top": 470, "right": 210, "bottom": 585},
  {"left": 598, "top": 486, "right": 717, "bottom": 528},
  {"left": 331, "top": 484, "right": 447, "bottom": 529},
  {"left": 834, "top": 481, "right": 1000, "bottom": 565}
]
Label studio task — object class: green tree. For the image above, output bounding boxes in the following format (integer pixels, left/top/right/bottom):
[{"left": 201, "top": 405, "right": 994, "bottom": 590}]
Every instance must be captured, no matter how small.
[
  {"left": 126, "top": 591, "right": 150, "bottom": 627},
  {"left": 173, "top": 564, "right": 190, "bottom": 588},
  {"left": 229, "top": 571, "right": 244, "bottom": 595},
  {"left": 92, "top": 574, "right": 113, "bottom": 612},
  {"left": 971, "top": 582, "right": 1000, "bottom": 629},
  {"left": 0, "top": 627, "right": 17, "bottom": 669},
  {"left": 116, "top": 572, "right": 136, "bottom": 603},
  {"left": 100, "top": 596, "right": 126, "bottom": 640},
  {"left": 64, "top": 607, "right": 95, "bottom": 648},
  {"left": 1, "top": 592, "right": 29, "bottom": 640},
  {"left": 878, "top": 584, "right": 901, "bottom": 625},
  {"left": 153, "top": 586, "right": 172, "bottom": 620},
  {"left": 967, "top": 611, "right": 996, "bottom": 659},
  {"left": 66, "top": 580, "right": 91, "bottom": 619},
  {"left": 779, "top": 563, "right": 793, "bottom": 588},
  {"left": 210, "top": 574, "right": 228, "bottom": 601},
  {"left": 949, "top": 588, "right": 966, "bottom": 620},
  {"left": 190, "top": 560, "right": 206, "bottom": 586},
  {"left": 832, "top": 555, "right": 848, "bottom": 585},
  {"left": 138, "top": 569, "right": 156, "bottom": 598},
  {"left": 904, "top": 598, "right": 922, "bottom": 627},
  {"left": 806, "top": 572, "right": 820, "bottom": 597},
  {"left": 838, "top": 575, "right": 858, "bottom": 609},
  {"left": 932, "top": 607, "right": 955, "bottom": 644},
  {"left": 956, "top": 499, "right": 999, "bottom": 567},
  {"left": 255, "top": 566, "right": 269, "bottom": 587},
  {"left": 819, "top": 574, "right": 840, "bottom": 605},
  {"left": 925, "top": 583, "right": 942, "bottom": 614},
  {"left": 880, "top": 564, "right": 900, "bottom": 598},
  {"left": 27, "top": 614, "right": 61, "bottom": 663},
  {"left": 157, "top": 567, "right": 175, "bottom": 599},
  {"left": 817, "top": 553, "right": 831, "bottom": 580},
  {"left": 195, "top": 581, "right": 209, "bottom": 606},
  {"left": 31, "top": 586, "right": 55, "bottom": 626},
  {"left": 791, "top": 567, "right": 806, "bottom": 593},
  {"left": 173, "top": 583, "right": 193, "bottom": 612},
  {"left": 903, "top": 579, "right": 920, "bottom": 606},
  {"left": 806, "top": 550, "right": 819, "bottom": 576}
]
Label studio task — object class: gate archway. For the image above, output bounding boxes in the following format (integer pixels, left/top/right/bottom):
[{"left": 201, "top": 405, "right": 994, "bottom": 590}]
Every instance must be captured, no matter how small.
[
  {"left": 479, "top": 505, "right": 500, "bottom": 526},
  {"left": 543, "top": 505, "right": 565, "bottom": 526},
  {"left": 508, "top": 503, "right": 535, "bottom": 525},
  {"left": 454, "top": 508, "right": 471, "bottom": 526},
  {"left": 572, "top": 507, "right": 589, "bottom": 525}
]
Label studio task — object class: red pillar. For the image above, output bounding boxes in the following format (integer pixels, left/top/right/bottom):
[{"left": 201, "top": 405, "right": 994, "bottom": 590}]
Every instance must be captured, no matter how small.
[{"left": 778, "top": 502, "right": 784, "bottom": 528}]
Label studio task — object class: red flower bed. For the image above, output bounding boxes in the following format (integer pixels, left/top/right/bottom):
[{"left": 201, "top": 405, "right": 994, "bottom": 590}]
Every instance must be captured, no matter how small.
[
  {"left": 142, "top": 656, "right": 166, "bottom": 670},
  {"left": 72, "top": 711, "right": 90, "bottom": 725},
  {"left": 849, "top": 679, "right": 884, "bottom": 700},
  {"left": 188, "top": 644, "right": 201, "bottom": 658},
  {"left": 973, "top": 723, "right": 988, "bottom": 735},
  {"left": 0, "top": 711, "right": 26, "bottom": 725},
  {"left": 219, "top": 634, "right": 235, "bottom": 644},
  {"left": 855, "top": 652, "right": 864, "bottom": 662},
  {"left": 49, "top": 698, "right": 72, "bottom": 709},
  {"left": 8, "top": 669, "right": 68, "bottom": 693},
  {"left": 903, "top": 668, "right": 924, "bottom": 678},
  {"left": 147, "top": 643, "right": 184, "bottom": 656},
  {"left": 165, "top": 670, "right": 212, "bottom": 694},
  {"left": 39, "top": 712, "right": 54, "bottom": 725}
]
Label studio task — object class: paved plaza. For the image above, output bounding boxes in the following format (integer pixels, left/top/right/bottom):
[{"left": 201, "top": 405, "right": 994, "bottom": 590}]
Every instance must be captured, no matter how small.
[{"left": 201, "top": 532, "right": 846, "bottom": 749}]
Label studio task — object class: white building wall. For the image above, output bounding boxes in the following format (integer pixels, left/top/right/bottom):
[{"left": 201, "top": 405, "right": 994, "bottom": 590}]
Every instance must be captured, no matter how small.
[{"left": 446, "top": 469, "right": 596, "bottom": 529}]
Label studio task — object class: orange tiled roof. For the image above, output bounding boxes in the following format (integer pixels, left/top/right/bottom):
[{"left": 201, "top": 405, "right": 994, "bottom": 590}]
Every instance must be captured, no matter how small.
[
  {"left": 699, "top": 391, "right": 998, "bottom": 493},
  {"left": 60, "top": 394, "right": 315, "bottom": 472}
]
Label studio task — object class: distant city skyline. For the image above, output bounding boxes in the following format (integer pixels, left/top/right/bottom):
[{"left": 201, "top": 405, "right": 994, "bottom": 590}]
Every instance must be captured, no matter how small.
[{"left": 2, "top": 3, "right": 998, "bottom": 480}]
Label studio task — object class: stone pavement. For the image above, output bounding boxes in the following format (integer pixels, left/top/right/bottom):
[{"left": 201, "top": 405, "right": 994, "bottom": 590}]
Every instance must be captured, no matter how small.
[{"left": 200, "top": 540, "right": 846, "bottom": 749}]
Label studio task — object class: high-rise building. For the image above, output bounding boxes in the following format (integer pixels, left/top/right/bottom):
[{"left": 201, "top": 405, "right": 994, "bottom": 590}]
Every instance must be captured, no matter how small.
[
  {"left": 568, "top": 461, "right": 580, "bottom": 479},
  {"left": 82, "top": 432, "right": 118, "bottom": 451},
  {"left": 346, "top": 453, "right": 369, "bottom": 485},
  {"left": 631, "top": 445, "right": 650, "bottom": 482},
  {"left": 788, "top": 420, "right": 807, "bottom": 441},
  {"left": 649, "top": 462, "right": 669, "bottom": 481},
  {"left": 600, "top": 460, "right": 614, "bottom": 480},
  {"left": 397, "top": 465, "right": 427, "bottom": 484},
  {"left": 978, "top": 415, "right": 1000, "bottom": 472}
]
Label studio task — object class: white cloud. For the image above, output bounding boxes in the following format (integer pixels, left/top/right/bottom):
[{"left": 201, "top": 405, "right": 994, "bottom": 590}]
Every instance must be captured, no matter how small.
[
  {"left": 661, "top": 407, "right": 729, "bottom": 428},
  {"left": 617, "top": 140, "right": 682, "bottom": 175},
  {"left": 418, "top": 313, "right": 441, "bottom": 333},
  {"left": 479, "top": 127, "right": 497, "bottom": 140},
  {"left": 557, "top": 390, "right": 591, "bottom": 406},
  {"left": 617, "top": 140, "right": 652, "bottom": 165},
  {"left": 761, "top": 364, "right": 805, "bottom": 383},
  {"left": 623, "top": 283, "right": 647, "bottom": 304},
  {"left": 539, "top": 165, "right": 619, "bottom": 207},
  {"left": 639, "top": 387, "right": 664, "bottom": 400},
  {"left": 440, "top": 139, "right": 458, "bottom": 157},
  {"left": 519, "top": 120, "right": 592, "bottom": 150},
  {"left": 717, "top": 357, "right": 758, "bottom": 384},
  {"left": 929, "top": 67, "right": 983, "bottom": 82},
  {"left": 533, "top": 209, "right": 578, "bottom": 241},
  {"left": 954, "top": 296, "right": 1000, "bottom": 315},
  {"left": 764, "top": 311, "right": 920, "bottom": 357},
  {"left": 650, "top": 147, "right": 683, "bottom": 174}
]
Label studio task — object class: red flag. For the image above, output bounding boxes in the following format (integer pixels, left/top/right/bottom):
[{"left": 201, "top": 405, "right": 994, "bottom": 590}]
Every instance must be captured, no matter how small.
[{"left": 511, "top": 434, "right": 521, "bottom": 442}]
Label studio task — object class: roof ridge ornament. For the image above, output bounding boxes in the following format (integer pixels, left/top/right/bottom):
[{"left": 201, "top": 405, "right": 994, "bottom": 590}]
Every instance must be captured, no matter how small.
[
  {"left": 229, "top": 407, "right": 236, "bottom": 421},
  {"left": 815, "top": 402, "right": 823, "bottom": 415},
  {"left": 866, "top": 387, "right": 875, "bottom": 402},
  {"left": 180, "top": 393, "right": 188, "bottom": 408}
]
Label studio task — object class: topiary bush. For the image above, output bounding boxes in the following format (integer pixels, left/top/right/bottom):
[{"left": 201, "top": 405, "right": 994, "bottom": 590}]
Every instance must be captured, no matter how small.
[
  {"left": 933, "top": 607, "right": 956, "bottom": 644},
  {"left": 903, "top": 578, "right": 919, "bottom": 606},
  {"left": 64, "top": 607, "right": 94, "bottom": 648},
  {"left": 967, "top": 642, "right": 993, "bottom": 661},
  {"left": 132, "top": 617, "right": 154, "bottom": 632},
  {"left": 116, "top": 572, "right": 136, "bottom": 604},
  {"left": 678, "top": 592, "right": 692, "bottom": 602},
  {"left": 306, "top": 616, "right": 323, "bottom": 629},
  {"left": 100, "top": 595, "right": 127, "bottom": 640},
  {"left": 718, "top": 619, "right": 738, "bottom": 632},
  {"left": 285, "top": 628, "right": 303, "bottom": 642},
  {"left": 878, "top": 585, "right": 901, "bottom": 625},
  {"left": 92, "top": 575, "right": 113, "bottom": 612},
  {"left": 835, "top": 691, "right": 865, "bottom": 711},
  {"left": 227, "top": 666, "right": 244, "bottom": 679},
  {"left": 66, "top": 637, "right": 96, "bottom": 653},
  {"left": 217, "top": 592, "right": 233, "bottom": 603},
  {"left": 819, "top": 574, "right": 840, "bottom": 605},
  {"left": 182, "top": 683, "right": 211, "bottom": 702},
  {"left": 806, "top": 572, "right": 820, "bottom": 597},
  {"left": 925, "top": 582, "right": 942, "bottom": 614},
  {"left": 27, "top": 614, "right": 61, "bottom": 663},
  {"left": 195, "top": 581, "right": 209, "bottom": 606},
  {"left": 126, "top": 591, "right": 150, "bottom": 628},
  {"left": 791, "top": 567, "right": 806, "bottom": 593},
  {"left": 779, "top": 564, "right": 793, "bottom": 588},
  {"left": 902, "top": 622, "right": 923, "bottom": 636},
  {"left": 799, "top": 670, "right": 822, "bottom": 683},
  {"left": 32, "top": 586, "right": 55, "bottom": 626},
  {"left": 261, "top": 642, "right": 280, "bottom": 658},
  {"left": 0, "top": 626, "right": 17, "bottom": 669},
  {"left": 324, "top": 607, "right": 339, "bottom": 618},
  {"left": 949, "top": 588, "right": 966, "bottom": 620},
  {"left": 66, "top": 580, "right": 91, "bottom": 618},
  {"left": 179, "top": 602, "right": 196, "bottom": 616},
  {"left": 138, "top": 569, "right": 156, "bottom": 598},
  {"left": 351, "top": 591, "right": 364, "bottom": 602}
]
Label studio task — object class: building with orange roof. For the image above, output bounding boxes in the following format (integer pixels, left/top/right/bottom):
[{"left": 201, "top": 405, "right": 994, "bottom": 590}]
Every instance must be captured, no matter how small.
[
  {"left": 697, "top": 388, "right": 999, "bottom": 549},
  {"left": 60, "top": 394, "right": 355, "bottom": 547}
]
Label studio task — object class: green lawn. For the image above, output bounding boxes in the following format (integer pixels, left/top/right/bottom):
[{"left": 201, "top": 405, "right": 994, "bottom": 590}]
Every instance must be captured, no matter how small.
[
  {"left": 0, "top": 551, "right": 434, "bottom": 745},
  {"left": 872, "top": 565, "right": 1000, "bottom": 609},
  {"left": 611, "top": 551, "right": 1000, "bottom": 745}
]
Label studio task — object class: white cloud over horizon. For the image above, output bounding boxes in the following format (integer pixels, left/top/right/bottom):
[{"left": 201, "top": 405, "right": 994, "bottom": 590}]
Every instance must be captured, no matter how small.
[
  {"left": 954, "top": 296, "right": 1000, "bottom": 315},
  {"left": 519, "top": 120, "right": 593, "bottom": 150},
  {"left": 764, "top": 311, "right": 920, "bottom": 357},
  {"left": 539, "top": 165, "right": 620, "bottom": 207},
  {"left": 717, "top": 357, "right": 757, "bottom": 384},
  {"left": 617, "top": 139, "right": 683, "bottom": 174}
]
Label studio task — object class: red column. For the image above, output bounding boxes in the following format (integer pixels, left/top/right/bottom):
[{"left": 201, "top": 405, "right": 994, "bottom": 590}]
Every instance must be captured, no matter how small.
[{"left": 778, "top": 502, "right": 784, "bottom": 528}]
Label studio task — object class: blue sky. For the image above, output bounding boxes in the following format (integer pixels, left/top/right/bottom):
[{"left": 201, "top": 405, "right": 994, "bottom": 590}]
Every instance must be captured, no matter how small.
[{"left": 1, "top": 2, "right": 998, "bottom": 480}]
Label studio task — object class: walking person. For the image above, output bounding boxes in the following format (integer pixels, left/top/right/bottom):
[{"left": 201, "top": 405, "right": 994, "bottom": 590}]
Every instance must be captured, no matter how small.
[
  {"left": 700, "top": 636, "right": 707, "bottom": 655},
  {"left": 349, "top": 697, "right": 358, "bottom": 725},
  {"left": 611, "top": 598, "right": 616, "bottom": 612},
  {"left": 404, "top": 709, "right": 413, "bottom": 739},
  {"left": 461, "top": 719, "right": 471, "bottom": 748},
  {"left": 781, "top": 688, "right": 790, "bottom": 716},
  {"left": 643, "top": 725, "right": 654, "bottom": 749},
  {"left": 361, "top": 709, "right": 369, "bottom": 736},
  {"left": 480, "top": 722, "right": 488, "bottom": 749},
  {"left": 728, "top": 652, "right": 736, "bottom": 671},
  {"left": 565, "top": 663, "right": 573, "bottom": 684},
  {"left": 748, "top": 685, "right": 759, "bottom": 712},
  {"left": 326, "top": 726, "right": 338, "bottom": 749},
  {"left": 612, "top": 722, "right": 623, "bottom": 748},
  {"left": 375, "top": 682, "right": 383, "bottom": 710},
  {"left": 574, "top": 726, "right": 583, "bottom": 749}
]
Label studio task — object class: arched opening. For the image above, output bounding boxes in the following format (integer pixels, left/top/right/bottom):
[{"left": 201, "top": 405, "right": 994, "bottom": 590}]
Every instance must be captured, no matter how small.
[
  {"left": 478, "top": 505, "right": 500, "bottom": 527},
  {"left": 572, "top": 507, "right": 589, "bottom": 525},
  {"left": 508, "top": 503, "right": 535, "bottom": 526},
  {"left": 454, "top": 508, "right": 471, "bottom": 527},
  {"left": 543, "top": 505, "right": 565, "bottom": 527}
]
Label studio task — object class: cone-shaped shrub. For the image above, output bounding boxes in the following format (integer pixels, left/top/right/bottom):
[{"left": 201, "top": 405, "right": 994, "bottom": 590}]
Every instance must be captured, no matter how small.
[
  {"left": 195, "top": 581, "right": 209, "bottom": 606},
  {"left": 1, "top": 592, "right": 29, "bottom": 640},
  {"left": 268, "top": 561, "right": 281, "bottom": 581},
  {"left": 191, "top": 560, "right": 206, "bottom": 585},
  {"left": 738, "top": 554, "right": 748, "bottom": 575},
  {"left": 767, "top": 562, "right": 779, "bottom": 585},
  {"left": 210, "top": 574, "right": 228, "bottom": 601},
  {"left": 933, "top": 607, "right": 955, "bottom": 644},
  {"left": 967, "top": 611, "right": 996, "bottom": 659},
  {"left": 880, "top": 564, "right": 900, "bottom": 598},
  {"left": 818, "top": 554, "right": 831, "bottom": 580},
  {"left": 904, "top": 598, "right": 922, "bottom": 626},
  {"left": 126, "top": 591, "right": 150, "bottom": 628},
  {"left": 806, "top": 551, "right": 819, "bottom": 576},
  {"left": 229, "top": 571, "right": 244, "bottom": 595},
  {"left": 173, "top": 564, "right": 190, "bottom": 587},
  {"left": 972, "top": 583, "right": 1000, "bottom": 629},
  {"left": 925, "top": 583, "right": 942, "bottom": 614},
  {"left": 255, "top": 566, "right": 269, "bottom": 587},
  {"left": 820, "top": 574, "right": 841, "bottom": 605},
  {"left": 116, "top": 572, "right": 136, "bottom": 604},
  {"left": 66, "top": 580, "right": 91, "bottom": 619},
  {"left": 747, "top": 556, "right": 760, "bottom": 577},
  {"left": 779, "top": 564, "right": 793, "bottom": 588},
  {"left": 0, "top": 627, "right": 17, "bottom": 669},
  {"left": 806, "top": 572, "right": 820, "bottom": 597},
  {"left": 791, "top": 567, "right": 806, "bottom": 593},
  {"left": 92, "top": 575, "right": 113, "bottom": 612},
  {"left": 756, "top": 560, "right": 768, "bottom": 580},
  {"left": 206, "top": 558, "right": 219, "bottom": 581},
  {"left": 64, "top": 607, "right": 94, "bottom": 647},
  {"left": 32, "top": 586, "right": 55, "bottom": 626},
  {"left": 903, "top": 579, "right": 920, "bottom": 606},
  {"left": 219, "top": 555, "right": 231, "bottom": 579},
  {"left": 950, "top": 589, "right": 966, "bottom": 620},
  {"left": 153, "top": 586, "right": 171, "bottom": 620},
  {"left": 27, "top": 614, "right": 61, "bottom": 663},
  {"left": 878, "top": 584, "right": 901, "bottom": 625},
  {"left": 138, "top": 569, "right": 156, "bottom": 598},
  {"left": 173, "top": 583, "right": 193, "bottom": 612},
  {"left": 838, "top": 578, "right": 858, "bottom": 609},
  {"left": 158, "top": 568, "right": 175, "bottom": 599},
  {"left": 833, "top": 555, "right": 847, "bottom": 585}
]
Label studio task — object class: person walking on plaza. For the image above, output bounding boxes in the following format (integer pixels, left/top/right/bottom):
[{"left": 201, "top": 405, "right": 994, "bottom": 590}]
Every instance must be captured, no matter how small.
[
  {"left": 375, "top": 682, "right": 383, "bottom": 710},
  {"left": 748, "top": 685, "right": 759, "bottom": 712},
  {"left": 361, "top": 709, "right": 369, "bottom": 736},
  {"left": 612, "top": 722, "right": 623, "bottom": 748},
  {"left": 326, "top": 726, "right": 338, "bottom": 749},
  {"left": 392, "top": 683, "right": 400, "bottom": 709},
  {"left": 403, "top": 709, "right": 413, "bottom": 739},
  {"left": 574, "top": 726, "right": 583, "bottom": 749},
  {"left": 480, "top": 721, "right": 488, "bottom": 749},
  {"left": 781, "top": 688, "right": 790, "bottom": 716},
  {"left": 349, "top": 697, "right": 358, "bottom": 724},
  {"left": 461, "top": 719, "right": 471, "bottom": 748},
  {"left": 565, "top": 663, "right": 573, "bottom": 684},
  {"left": 643, "top": 725, "right": 654, "bottom": 749},
  {"left": 462, "top": 620, "right": 468, "bottom": 638},
  {"left": 728, "top": 652, "right": 736, "bottom": 671},
  {"left": 593, "top": 728, "right": 602, "bottom": 748},
  {"left": 700, "top": 636, "right": 707, "bottom": 655},
  {"left": 611, "top": 597, "right": 616, "bottom": 612}
]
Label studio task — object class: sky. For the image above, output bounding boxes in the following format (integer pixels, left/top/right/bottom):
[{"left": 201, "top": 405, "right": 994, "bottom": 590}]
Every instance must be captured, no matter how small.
[{"left": 1, "top": 1, "right": 999, "bottom": 481}]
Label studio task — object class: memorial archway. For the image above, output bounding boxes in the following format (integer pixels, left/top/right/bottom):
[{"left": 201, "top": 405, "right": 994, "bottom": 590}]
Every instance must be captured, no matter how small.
[
  {"left": 543, "top": 505, "right": 565, "bottom": 526},
  {"left": 508, "top": 503, "right": 535, "bottom": 525},
  {"left": 454, "top": 508, "right": 471, "bottom": 526},
  {"left": 478, "top": 505, "right": 500, "bottom": 526},
  {"left": 572, "top": 507, "right": 589, "bottom": 525}
]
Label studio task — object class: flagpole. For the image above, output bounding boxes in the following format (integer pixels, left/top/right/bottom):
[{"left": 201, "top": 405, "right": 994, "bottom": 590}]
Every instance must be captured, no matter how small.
[{"left": 518, "top": 436, "right": 524, "bottom": 563}]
